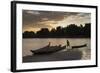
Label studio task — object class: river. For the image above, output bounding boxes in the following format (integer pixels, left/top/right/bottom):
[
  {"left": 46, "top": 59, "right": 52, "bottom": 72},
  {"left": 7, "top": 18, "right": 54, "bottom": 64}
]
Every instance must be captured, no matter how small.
[{"left": 22, "top": 38, "right": 91, "bottom": 60}]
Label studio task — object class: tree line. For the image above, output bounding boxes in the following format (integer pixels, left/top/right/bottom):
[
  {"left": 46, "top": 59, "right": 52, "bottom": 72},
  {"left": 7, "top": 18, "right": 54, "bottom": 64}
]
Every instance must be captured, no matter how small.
[{"left": 23, "top": 23, "right": 91, "bottom": 38}]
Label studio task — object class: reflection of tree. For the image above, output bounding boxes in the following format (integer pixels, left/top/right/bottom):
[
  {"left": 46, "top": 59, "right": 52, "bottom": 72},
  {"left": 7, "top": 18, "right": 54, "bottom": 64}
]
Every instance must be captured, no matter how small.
[{"left": 23, "top": 23, "right": 91, "bottom": 38}]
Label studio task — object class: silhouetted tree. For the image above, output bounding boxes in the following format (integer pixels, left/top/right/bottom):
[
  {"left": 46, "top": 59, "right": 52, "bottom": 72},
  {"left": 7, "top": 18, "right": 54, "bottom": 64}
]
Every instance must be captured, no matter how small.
[
  {"left": 83, "top": 23, "right": 91, "bottom": 37},
  {"left": 23, "top": 31, "right": 35, "bottom": 38},
  {"left": 36, "top": 28, "right": 50, "bottom": 37},
  {"left": 56, "top": 26, "right": 64, "bottom": 37},
  {"left": 50, "top": 28, "right": 56, "bottom": 37},
  {"left": 23, "top": 23, "right": 91, "bottom": 38}
]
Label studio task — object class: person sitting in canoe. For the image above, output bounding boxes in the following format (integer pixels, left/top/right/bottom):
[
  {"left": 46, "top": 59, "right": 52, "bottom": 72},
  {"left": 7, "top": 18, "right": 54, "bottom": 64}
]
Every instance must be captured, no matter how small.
[
  {"left": 58, "top": 44, "right": 61, "bottom": 47},
  {"left": 47, "top": 42, "right": 51, "bottom": 47}
]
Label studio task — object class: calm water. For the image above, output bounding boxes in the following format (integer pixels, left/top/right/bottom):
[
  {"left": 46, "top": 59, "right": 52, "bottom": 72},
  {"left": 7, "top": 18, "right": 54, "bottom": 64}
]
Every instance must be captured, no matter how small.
[{"left": 22, "top": 38, "right": 91, "bottom": 59}]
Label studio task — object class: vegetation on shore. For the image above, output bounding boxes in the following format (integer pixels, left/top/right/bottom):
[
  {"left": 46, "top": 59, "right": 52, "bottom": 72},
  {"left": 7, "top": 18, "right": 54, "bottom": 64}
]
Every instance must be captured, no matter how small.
[{"left": 23, "top": 23, "right": 91, "bottom": 38}]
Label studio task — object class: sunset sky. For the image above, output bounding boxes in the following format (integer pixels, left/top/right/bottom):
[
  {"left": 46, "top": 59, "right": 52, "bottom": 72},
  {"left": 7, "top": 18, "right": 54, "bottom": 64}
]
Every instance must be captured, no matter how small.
[{"left": 22, "top": 10, "right": 91, "bottom": 32}]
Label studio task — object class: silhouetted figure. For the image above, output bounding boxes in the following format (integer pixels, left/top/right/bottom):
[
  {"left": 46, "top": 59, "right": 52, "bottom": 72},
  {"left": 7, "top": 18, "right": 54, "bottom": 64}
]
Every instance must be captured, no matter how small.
[
  {"left": 65, "top": 40, "right": 71, "bottom": 51},
  {"left": 67, "top": 40, "right": 70, "bottom": 47},
  {"left": 58, "top": 44, "right": 61, "bottom": 47},
  {"left": 48, "top": 42, "right": 51, "bottom": 47}
]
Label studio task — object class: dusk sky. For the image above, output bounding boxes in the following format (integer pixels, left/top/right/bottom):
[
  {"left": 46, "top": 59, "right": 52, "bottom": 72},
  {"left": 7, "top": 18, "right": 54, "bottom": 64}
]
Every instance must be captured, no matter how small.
[{"left": 22, "top": 10, "right": 91, "bottom": 32}]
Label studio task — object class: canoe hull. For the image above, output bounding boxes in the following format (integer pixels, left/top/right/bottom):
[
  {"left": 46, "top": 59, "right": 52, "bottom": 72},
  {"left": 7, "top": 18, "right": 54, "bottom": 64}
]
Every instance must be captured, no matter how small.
[
  {"left": 30, "top": 44, "right": 87, "bottom": 55},
  {"left": 72, "top": 44, "right": 87, "bottom": 49},
  {"left": 31, "top": 46, "right": 66, "bottom": 55}
]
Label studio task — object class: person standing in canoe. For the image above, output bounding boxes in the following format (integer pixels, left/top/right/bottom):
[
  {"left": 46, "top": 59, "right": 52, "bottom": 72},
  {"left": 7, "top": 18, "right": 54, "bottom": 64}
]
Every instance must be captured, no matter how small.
[
  {"left": 62, "top": 40, "right": 70, "bottom": 51},
  {"left": 66, "top": 40, "right": 71, "bottom": 50},
  {"left": 67, "top": 40, "right": 70, "bottom": 47}
]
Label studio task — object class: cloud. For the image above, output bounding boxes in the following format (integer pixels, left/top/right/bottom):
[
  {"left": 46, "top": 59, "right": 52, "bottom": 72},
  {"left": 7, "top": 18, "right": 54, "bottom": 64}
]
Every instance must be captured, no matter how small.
[
  {"left": 23, "top": 10, "right": 78, "bottom": 25},
  {"left": 57, "top": 13, "right": 91, "bottom": 26},
  {"left": 22, "top": 10, "right": 91, "bottom": 31},
  {"left": 26, "top": 10, "right": 40, "bottom": 15}
]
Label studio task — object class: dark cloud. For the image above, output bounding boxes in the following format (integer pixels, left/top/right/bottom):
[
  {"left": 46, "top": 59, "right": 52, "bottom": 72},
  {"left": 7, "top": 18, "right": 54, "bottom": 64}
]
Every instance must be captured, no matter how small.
[
  {"left": 22, "top": 10, "right": 91, "bottom": 31},
  {"left": 22, "top": 10, "right": 78, "bottom": 25}
]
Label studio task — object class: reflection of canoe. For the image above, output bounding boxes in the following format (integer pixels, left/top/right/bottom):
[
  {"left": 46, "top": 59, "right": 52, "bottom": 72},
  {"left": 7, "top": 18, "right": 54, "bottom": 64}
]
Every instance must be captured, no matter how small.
[
  {"left": 72, "top": 44, "right": 87, "bottom": 49},
  {"left": 31, "top": 45, "right": 66, "bottom": 55},
  {"left": 23, "top": 50, "right": 82, "bottom": 62}
]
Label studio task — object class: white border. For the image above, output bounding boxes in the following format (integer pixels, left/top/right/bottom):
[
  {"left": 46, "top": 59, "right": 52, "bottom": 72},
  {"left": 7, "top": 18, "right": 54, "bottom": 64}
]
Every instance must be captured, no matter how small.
[{"left": 16, "top": 3, "right": 96, "bottom": 70}]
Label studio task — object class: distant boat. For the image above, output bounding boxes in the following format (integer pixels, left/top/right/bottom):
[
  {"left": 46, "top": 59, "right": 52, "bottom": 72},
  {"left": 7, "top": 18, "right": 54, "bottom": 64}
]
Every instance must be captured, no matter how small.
[
  {"left": 72, "top": 44, "right": 87, "bottom": 49},
  {"left": 31, "top": 45, "right": 66, "bottom": 55},
  {"left": 30, "top": 44, "right": 87, "bottom": 55}
]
